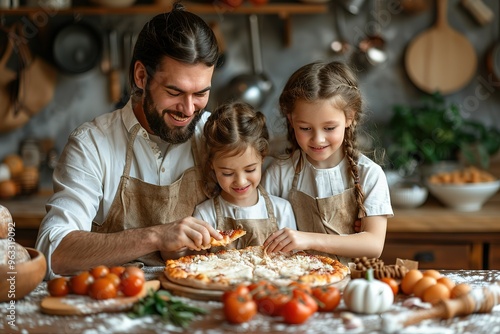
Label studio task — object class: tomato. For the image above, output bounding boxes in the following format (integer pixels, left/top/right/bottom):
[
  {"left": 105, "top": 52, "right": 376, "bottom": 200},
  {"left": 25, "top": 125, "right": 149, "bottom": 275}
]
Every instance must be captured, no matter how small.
[
  {"left": 120, "top": 275, "right": 144, "bottom": 297},
  {"left": 223, "top": 291, "right": 257, "bottom": 324},
  {"left": 291, "top": 289, "right": 318, "bottom": 313},
  {"left": 109, "top": 266, "right": 126, "bottom": 277},
  {"left": 70, "top": 271, "right": 94, "bottom": 295},
  {"left": 89, "top": 277, "right": 117, "bottom": 300},
  {"left": 47, "top": 277, "right": 70, "bottom": 297},
  {"left": 249, "top": 0, "right": 269, "bottom": 6},
  {"left": 257, "top": 291, "right": 291, "bottom": 316},
  {"left": 104, "top": 273, "right": 121, "bottom": 289},
  {"left": 311, "top": 285, "right": 341, "bottom": 312},
  {"left": 380, "top": 277, "right": 399, "bottom": 296},
  {"left": 90, "top": 265, "right": 110, "bottom": 279},
  {"left": 222, "top": 284, "right": 250, "bottom": 303},
  {"left": 288, "top": 281, "right": 312, "bottom": 294},
  {"left": 281, "top": 297, "right": 315, "bottom": 324},
  {"left": 248, "top": 280, "right": 276, "bottom": 301},
  {"left": 121, "top": 266, "right": 145, "bottom": 283}
]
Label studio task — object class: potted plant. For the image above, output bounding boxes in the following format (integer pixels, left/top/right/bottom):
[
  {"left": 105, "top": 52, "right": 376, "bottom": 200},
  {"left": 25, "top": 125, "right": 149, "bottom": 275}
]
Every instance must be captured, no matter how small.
[{"left": 383, "top": 93, "right": 500, "bottom": 177}]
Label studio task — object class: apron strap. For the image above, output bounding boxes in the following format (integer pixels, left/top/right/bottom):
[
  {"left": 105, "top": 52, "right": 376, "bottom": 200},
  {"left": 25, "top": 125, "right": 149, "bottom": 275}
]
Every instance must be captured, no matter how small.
[
  {"left": 214, "top": 195, "right": 224, "bottom": 227},
  {"left": 258, "top": 185, "right": 275, "bottom": 220},
  {"left": 123, "top": 123, "right": 142, "bottom": 177}
]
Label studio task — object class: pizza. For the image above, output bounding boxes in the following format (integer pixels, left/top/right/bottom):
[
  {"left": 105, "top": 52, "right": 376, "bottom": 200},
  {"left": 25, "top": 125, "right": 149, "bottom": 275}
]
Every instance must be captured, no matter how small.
[
  {"left": 202, "top": 229, "right": 247, "bottom": 249},
  {"left": 164, "top": 245, "right": 349, "bottom": 290}
]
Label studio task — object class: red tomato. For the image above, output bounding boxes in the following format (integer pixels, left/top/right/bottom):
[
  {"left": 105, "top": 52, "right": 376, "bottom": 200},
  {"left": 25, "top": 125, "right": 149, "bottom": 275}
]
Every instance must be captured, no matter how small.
[
  {"left": 47, "top": 277, "right": 70, "bottom": 297},
  {"left": 249, "top": 0, "right": 269, "bottom": 6},
  {"left": 120, "top": 275, "right": 144, "bottom": 297},
  {"left": 248, "top": 280, "right": 276, "bottom": 301},
  {"left": 70, "top": 271, "right": 94, "bottom": 295},
  {"left": 380, "top": 277, "right": 399, "bottom": 296},
  {"left": 257, "top": 291, "right": 291, "bottom": 316},
  {"left": 222, "top": 284, "right": 250, "bottom": 303},
  {"left": 292, "top": 288, "right": 318, "bottom": 313},
  {"left": 281, "top": 297, "right": 315, "bottom": 324},
  {"left": 109, "top": 266, "right": 126, "bottom": 277},
  {"left": 288, "top": 281, "right": 312, "bottom": 294},
  {"left": 89, "top": 277, "right": 117, "bottom": 300},
  {"left": 121, "top": 266, "right": 145, "bottom": 283},
  {"left": 104, "top": 273, "right": 121, "bottom": 289},
  {"left": 223, "top": 291, "right": 257, "bottom": 324},
  {"left": 311, "top": 286, "right": 341, "bottom": 312},
  {"left": 90, "top": 265, "right": 110, "bottom": 279}
]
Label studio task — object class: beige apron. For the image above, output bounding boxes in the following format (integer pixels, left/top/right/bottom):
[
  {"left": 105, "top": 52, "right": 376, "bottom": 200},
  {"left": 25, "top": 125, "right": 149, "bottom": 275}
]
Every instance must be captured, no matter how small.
[
  {"left": 92, "top": 123, "right": 208, "bottom": 266},
  {"left": 211, "top": 185, "right": 278, "bottom": 251},
  {"left": 288, "top": 162, "right": 358, "bottom": 265}
]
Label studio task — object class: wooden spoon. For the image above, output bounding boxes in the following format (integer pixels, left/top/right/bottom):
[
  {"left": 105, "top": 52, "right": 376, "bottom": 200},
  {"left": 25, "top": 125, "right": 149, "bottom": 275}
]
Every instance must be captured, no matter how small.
[{"left": 40, "top": 280, "right": 160, "bottom": 315}]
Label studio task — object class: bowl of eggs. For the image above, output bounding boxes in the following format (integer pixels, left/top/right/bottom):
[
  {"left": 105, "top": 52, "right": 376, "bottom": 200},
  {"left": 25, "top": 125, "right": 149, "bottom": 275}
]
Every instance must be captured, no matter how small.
[
  {"left": 426, "top": 167, "right": 500, "bottom": 212},
  {"left": 0, "top": 205, "right": 47, "bottom": 302}
]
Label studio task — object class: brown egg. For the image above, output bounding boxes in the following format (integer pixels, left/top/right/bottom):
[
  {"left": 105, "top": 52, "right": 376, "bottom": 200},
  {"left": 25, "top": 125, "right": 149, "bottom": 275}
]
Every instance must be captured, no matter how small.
[
  {"left": 401, "top": 269, "right": 424, "bottom": 295},
  {"left": 422, "top": 282, "right": 451, "bottom": 304},
  {"left": 413, "top": 276, "right": 437, "bottom": 298},
  {"left": 437, "top": 276, "right": 456, "bottom": 291},
  {"left": 423, "top": 269, "right": 442, "bottom": 279},
  {"left": 0, "top": 180, "right": 18, "bottom": 199},
  {"left": 451, "top": 283, "right": 472, "bottom": 299},
  {"left": 3, "top": 154, "right": 24, "bottom": 178}
]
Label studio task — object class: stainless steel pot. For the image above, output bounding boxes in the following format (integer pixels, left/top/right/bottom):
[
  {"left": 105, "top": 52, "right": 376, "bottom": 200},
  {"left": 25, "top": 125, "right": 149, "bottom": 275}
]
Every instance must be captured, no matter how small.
[{"left": 224, "top": 14, "right": 273, "bottom": 109}]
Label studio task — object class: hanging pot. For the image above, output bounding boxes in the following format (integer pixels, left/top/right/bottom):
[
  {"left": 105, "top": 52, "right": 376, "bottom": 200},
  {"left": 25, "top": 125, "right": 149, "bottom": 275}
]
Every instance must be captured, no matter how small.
[
  {"left": 52, "top": 21, "right": 102, "bottom": 74},
  {"left": 224, "top": 14, "right": 273, "bottom": 109}
]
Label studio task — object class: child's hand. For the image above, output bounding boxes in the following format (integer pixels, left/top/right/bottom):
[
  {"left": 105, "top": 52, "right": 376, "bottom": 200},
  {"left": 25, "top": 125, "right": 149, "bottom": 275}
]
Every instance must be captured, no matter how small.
[
  {"left": 263, "top": 228, "right": 303, "bottom": 253},
  {"left": 354, "top": 219, "right": 362, "bottom": 233}
]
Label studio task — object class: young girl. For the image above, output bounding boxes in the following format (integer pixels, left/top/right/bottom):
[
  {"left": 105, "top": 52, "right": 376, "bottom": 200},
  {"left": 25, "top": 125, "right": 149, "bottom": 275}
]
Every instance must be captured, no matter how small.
[
  {"left": 194, "top": 101, "right": 297, "bottom": 250},
  {"left": 261, "top": 61, "right": 393, "bottom": 265}
]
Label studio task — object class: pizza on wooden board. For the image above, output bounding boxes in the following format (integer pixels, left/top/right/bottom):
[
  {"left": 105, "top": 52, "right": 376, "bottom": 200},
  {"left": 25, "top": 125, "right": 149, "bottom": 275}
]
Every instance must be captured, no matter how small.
[{"left": 164, "top": 245, "right": 349, "bottom": 290}]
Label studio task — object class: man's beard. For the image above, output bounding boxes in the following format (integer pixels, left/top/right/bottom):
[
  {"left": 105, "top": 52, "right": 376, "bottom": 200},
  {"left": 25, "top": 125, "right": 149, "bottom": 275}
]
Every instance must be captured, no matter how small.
[{"left": 143, "top": 88, "right": 203, "bottom": 144}]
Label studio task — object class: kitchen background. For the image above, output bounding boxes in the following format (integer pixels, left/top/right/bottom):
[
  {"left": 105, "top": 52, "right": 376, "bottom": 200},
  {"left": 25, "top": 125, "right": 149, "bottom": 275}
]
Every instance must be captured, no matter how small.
[{"left": 1, "top": 0, "right": 500, "bottom": 189}]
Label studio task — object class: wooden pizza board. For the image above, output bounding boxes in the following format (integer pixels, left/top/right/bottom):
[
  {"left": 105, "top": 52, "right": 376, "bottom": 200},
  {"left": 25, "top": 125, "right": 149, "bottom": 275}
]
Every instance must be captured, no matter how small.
[
  {"left": 404, "top": 0, "right": 477, "bottom": 95},
  {"left": 40, "top": 280, "right": 160, "bottom": 315},
  {"left": 159, "top": 273, "right": 224, "bottom": 301},
  {"left": 159, "top": 272, "right": 351, "bottom": 302}
]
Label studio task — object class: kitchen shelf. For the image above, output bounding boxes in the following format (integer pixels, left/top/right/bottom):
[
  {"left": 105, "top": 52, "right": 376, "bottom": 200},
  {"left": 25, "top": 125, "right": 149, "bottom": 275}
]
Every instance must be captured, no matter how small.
[{"left": 0, "top": 2, "right": 328, "bottom": 46}]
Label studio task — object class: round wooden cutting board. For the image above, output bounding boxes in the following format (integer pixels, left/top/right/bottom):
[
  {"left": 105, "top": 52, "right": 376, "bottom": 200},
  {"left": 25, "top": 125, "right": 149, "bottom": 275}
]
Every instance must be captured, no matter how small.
[
  {"left": 405, "top": 0, "right": 477, "bottom": 95},
  {"left": 159, "top": 274, "right": 224, "bottom": 301},
  {"left": 40, "top": 280, "right": 160, "bottom": 315}
]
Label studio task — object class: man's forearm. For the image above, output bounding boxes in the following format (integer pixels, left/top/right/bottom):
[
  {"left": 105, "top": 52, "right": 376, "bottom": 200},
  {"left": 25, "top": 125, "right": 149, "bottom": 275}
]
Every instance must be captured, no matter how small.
[{"left": 51, "top": 228, "right": 160, "bottom": 275}]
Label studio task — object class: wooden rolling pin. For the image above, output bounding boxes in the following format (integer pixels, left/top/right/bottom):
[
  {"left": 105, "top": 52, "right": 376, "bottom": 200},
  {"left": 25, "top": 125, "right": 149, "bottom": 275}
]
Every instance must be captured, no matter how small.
[{"left": 382, "top": 284, "right": 500, "bottom": 333}]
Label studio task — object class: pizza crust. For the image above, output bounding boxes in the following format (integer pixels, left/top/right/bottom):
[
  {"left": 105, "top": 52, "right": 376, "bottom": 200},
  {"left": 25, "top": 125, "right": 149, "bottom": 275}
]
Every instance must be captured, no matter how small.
[
  {"left": 164, "top": 246, "right": 349, "bottom": 291},
  {"left": 202, "top": 229, "right": 247, "bottom": 250}
]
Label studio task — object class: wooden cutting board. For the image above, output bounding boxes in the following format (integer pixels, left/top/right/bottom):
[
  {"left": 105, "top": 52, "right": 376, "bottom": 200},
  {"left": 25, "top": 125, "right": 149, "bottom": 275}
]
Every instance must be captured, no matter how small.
[
  {"left": 405, "top": 0, "right": 477, "bottom": 95},
  {"left": 40, "top": 280, "right": 160, "bottom": 315},
  {"left": 159, "top": 274, "right": 224, "bottom": 301}
]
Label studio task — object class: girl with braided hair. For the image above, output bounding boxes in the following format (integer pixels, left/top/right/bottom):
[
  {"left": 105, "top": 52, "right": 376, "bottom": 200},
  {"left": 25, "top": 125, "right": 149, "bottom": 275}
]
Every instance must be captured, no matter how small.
[
  {"left": 262, "top": 61, "right": 392, "bottom": 265},
  {"left": 194, "top": 101, "right": 296, "bottom": 250}
]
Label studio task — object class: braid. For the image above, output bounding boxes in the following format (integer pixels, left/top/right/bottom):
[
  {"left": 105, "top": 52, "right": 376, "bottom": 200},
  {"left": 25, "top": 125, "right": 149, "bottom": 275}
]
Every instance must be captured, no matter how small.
[{"left": 344, "top": 122, "right": 367, "bottom": 218}]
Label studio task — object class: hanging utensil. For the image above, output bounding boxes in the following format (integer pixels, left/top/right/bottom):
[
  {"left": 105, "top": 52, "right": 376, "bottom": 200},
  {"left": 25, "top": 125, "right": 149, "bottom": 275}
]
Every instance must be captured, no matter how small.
[
  {"left": 224, "top": 14, "right": 273, "bottom": 108},
  {"left": 405, "top": 0, "right": 477, "bottom": 95},
  {"left": 355, "top": 0, "right": 387, "bottom": 70},
  {"left": 107, "top": 29, "right": 121, "bottom": 104}
]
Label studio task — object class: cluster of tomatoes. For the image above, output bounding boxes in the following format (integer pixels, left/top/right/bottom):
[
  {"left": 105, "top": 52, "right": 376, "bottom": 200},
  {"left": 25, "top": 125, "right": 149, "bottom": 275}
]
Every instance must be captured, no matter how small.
[
  {"left": 222, "top": 281, "right": 341, "bottom": 325},
  {"left": 47, "top": 265, "right": 146, "bottom": 300}
]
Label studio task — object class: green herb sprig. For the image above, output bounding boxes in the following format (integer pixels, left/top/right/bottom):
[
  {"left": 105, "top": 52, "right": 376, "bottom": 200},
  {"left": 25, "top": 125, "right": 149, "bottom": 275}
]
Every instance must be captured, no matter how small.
[{"left": 128, "top": 289, "right": 207, "bottom": 328}]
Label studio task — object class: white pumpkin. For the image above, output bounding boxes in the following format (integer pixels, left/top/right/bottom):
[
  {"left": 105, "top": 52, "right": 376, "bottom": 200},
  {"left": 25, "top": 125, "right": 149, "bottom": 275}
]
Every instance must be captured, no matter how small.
[{"left": 343, "top": 268, "right": 394, "bottom": 314}]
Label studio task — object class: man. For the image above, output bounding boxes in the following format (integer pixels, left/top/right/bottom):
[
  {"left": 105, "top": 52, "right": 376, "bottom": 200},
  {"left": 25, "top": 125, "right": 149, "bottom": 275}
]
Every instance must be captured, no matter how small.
[{"left": 35, "top": 2, "right": 223, "bottom": 279}]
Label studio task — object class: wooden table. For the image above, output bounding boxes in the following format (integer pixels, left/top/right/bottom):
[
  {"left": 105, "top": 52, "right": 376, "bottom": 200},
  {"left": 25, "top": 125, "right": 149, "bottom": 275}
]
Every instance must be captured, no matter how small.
[{"left": 1, "top": 268, "right": 500, "bottom": 334}]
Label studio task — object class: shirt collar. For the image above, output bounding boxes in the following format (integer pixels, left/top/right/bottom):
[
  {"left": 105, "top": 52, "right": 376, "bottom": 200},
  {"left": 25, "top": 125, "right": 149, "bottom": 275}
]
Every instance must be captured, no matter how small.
[{"left": 122, "top": 98, "right": 142, "bottom": 134}]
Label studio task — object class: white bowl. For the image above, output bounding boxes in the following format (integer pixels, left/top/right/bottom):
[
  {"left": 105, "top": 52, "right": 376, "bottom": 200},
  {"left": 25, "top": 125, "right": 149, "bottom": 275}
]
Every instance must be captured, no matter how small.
[
  {"left": 390, "top": 182, "right": 428, "bottom": 208},
  {"left": 427, "top": 180, "right": 500, "bottom": 212}
]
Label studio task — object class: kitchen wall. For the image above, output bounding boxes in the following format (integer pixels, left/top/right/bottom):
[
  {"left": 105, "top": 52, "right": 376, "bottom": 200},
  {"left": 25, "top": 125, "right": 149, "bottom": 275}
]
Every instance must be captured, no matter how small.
[{"left": 1, "top": 0, "right": 500, "bottom": 186}]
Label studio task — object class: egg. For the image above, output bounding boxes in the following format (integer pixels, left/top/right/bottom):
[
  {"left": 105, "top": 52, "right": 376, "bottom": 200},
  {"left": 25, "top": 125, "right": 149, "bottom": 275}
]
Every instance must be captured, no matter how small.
[
  {"left": 413, "top": 276, "right": 437, "bottom": 298},
  {"left": 422, "top": 269, "right": 441, "bottom": 279},
  {"left": 3, "top": 154, "right": 24, "bottom": 178},
  {"left": 451, "top": 283, "right": 472, "bottom": 299},
  {"left": 0, "top": 180, "right": 18, "bottom": 199},
  {"left": 437, "top": 276, "right": 456, "bottom": 291},
  {"left": 401, "top": 269, "right": 423, "bottom": 295},
  {"left": 422, "top": 282, "right": 450, "bottom": 304}
]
